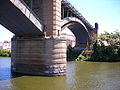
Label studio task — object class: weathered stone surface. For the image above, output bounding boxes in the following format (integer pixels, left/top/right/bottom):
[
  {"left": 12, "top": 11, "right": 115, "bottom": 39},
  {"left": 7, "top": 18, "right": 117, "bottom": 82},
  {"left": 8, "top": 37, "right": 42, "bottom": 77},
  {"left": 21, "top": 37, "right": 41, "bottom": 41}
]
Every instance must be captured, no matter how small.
[
  {"left": 11, "top": 36, "right": 67, "bottom": 76},
  {"left": 24, "top": 0, "right": 61, "bottom": 37}
]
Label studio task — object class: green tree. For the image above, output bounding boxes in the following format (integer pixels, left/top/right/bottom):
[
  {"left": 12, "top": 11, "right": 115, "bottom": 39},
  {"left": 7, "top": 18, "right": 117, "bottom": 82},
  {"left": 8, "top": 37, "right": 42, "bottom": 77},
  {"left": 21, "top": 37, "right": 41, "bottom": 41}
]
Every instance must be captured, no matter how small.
[
  {"left": 90, "top": 30, "right": 120, "bottom": 62},
  {"left": 0, "top": 49, "right": 11, "bottom": 57},
  {"left": 99, "top": 30, "right": 120, "bottom": 46}
]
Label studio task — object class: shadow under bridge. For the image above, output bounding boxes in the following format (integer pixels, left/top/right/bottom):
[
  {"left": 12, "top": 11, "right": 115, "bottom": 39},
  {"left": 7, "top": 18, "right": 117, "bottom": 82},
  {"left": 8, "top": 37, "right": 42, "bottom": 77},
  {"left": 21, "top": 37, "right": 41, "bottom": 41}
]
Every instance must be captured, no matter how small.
[{"left": 62, "top": 17, "right": 90, "bottom": 48}]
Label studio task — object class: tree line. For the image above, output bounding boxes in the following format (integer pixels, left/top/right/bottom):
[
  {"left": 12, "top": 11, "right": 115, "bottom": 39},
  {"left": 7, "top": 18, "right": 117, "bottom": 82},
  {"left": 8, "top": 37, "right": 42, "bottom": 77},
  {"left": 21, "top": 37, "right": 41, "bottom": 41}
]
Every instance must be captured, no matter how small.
[
  {"left": 67, "top": 30, "right": 120, "bottom": 62},
  {"left": 0, "top": 49, "right": 11, "bottom": 57}
]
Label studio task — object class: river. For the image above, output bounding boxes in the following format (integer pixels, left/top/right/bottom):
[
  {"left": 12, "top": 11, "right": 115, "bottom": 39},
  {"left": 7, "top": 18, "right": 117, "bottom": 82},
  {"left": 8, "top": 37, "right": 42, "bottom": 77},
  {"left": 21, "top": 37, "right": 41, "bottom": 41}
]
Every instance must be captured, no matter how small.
[{"left": 0, "top": 57, "right": 120, "bottom": 90}]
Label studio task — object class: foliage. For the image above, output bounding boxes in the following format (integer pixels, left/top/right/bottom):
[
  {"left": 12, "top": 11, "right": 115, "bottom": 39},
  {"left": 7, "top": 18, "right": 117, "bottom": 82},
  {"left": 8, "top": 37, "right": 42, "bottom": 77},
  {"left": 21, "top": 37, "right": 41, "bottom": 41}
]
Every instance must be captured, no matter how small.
[
  {"left": 77, "top": 53, "right": 86, "bottom": 60},
  {"left": 89, "top": 31, "right": 120, "bottom": 62},
  {"left": 74, "top": 31, "right": 120, "bottom": 62},
  {"left": 67, "top": 45, "right": 81, "bottom": 61},
  {"left": 0, "top": 49, "right": 11, "bottom": 57},
  {"left": 99, "top": 30, "right": 120, "bottom": 46},
  {"left": 67, "top": 45, "right": 91, "bottom": 61},
  {"left": 90, "top": 42, "right": 119, "bottom": 61}
]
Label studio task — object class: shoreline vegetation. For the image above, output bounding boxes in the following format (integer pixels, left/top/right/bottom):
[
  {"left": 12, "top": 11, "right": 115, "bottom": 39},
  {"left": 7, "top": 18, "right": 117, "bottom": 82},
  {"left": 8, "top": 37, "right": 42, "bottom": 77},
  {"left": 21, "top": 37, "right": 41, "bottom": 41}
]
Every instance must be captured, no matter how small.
[
  {"left": 0, "top": 49, "right": 11, "bottom": 57},
  {"left": 67, "top": 31, "right": 120, "bottom": 62},
  {"left": 1, "top": 31, "right": 120, "bottom": 62}
]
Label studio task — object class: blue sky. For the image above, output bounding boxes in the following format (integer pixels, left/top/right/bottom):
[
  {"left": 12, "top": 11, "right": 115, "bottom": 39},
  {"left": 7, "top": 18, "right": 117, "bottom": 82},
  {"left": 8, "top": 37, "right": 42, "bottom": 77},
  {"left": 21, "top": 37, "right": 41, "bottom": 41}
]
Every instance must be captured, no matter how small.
[
  {"left": 0, "top": 0, "right": 120, "bottom": 41},
  {"left": 68, "top": 0, "right": 120, "bottom": 33}
]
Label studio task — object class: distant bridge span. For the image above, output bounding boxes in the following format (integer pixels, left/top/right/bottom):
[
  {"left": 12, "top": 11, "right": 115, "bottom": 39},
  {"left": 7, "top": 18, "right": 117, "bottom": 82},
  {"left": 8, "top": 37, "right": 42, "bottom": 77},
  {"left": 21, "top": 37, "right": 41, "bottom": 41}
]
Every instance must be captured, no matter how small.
[
  {"left": 62, "top": 17, "right": 87, "bottom": 30},
  {"left": 62, "top": 17, "right": 91, "bottom": 45}
]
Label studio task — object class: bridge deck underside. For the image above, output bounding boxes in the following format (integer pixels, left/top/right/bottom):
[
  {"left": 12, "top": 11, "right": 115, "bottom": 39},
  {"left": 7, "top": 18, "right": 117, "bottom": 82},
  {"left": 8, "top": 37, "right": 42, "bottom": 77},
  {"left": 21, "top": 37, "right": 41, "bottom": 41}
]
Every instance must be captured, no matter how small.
[
  {"left": 0, "top": 0, "right": 43, "bottom": 36},
  {"left": 67, "top": 23, "right": 90, "bottom": 44}
]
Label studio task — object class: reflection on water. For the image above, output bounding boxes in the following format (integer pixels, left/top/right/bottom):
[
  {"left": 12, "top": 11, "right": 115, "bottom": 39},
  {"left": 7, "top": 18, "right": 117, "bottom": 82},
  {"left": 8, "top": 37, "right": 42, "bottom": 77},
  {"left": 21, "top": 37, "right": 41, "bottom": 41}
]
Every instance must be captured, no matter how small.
[{"left": 0, "top": 57, "right": 120, "bottom": 90}]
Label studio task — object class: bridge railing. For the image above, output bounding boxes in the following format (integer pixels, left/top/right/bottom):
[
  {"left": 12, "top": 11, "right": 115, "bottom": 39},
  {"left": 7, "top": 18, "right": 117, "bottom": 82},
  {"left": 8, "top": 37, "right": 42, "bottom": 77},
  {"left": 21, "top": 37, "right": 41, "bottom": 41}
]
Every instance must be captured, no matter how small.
[
  {"left": 10, "top": 0, "right": 44, "bottom": 31},
  {"left": 62, "top": 0, "right": 94, "bottom": 30}
]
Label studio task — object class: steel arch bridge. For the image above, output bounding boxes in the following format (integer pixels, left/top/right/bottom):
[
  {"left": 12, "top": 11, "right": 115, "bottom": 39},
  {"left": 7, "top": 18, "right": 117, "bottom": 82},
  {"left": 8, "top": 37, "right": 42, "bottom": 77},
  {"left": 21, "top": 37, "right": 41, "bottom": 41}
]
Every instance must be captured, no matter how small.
[{"left": 0, "top": 0, "right": 98, "bottom": 76}]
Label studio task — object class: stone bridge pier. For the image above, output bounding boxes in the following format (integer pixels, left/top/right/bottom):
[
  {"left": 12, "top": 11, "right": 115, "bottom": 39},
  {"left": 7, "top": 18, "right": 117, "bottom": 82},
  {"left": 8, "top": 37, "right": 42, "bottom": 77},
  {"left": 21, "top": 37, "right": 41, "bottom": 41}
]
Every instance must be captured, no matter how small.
[
  {"left": 1, "top": 0, "right": 97, "bottom": 76},
  {"left": 11, "top": 0, "right": 67, "bottom": 76},
  {"left": 11, "top": 37, "right": 67, "bottom": 76}
]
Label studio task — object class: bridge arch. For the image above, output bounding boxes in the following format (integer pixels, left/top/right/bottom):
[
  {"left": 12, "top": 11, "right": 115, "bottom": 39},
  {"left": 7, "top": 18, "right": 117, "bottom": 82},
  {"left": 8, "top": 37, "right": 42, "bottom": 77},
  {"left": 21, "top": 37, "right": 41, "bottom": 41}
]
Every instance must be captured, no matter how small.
[
  {"left": 62, "top": 17, "right": 87, "bottom": 30},
  {"left": 61, "top": 17, "right": 90, "bottom": 49}
]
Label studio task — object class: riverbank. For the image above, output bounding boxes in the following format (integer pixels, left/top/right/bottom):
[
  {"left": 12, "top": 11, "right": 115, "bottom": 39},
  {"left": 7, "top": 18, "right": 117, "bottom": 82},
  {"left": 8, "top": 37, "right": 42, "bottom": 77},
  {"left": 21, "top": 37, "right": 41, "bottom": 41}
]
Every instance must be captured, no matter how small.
[
  {"left": 67, "top": 45, "right": 120, "bottom": 62},
  {"left": 72, "top": 31, "right": 120, "bottom": 62},
  {"left": 0, "top": 49, "right": 11, "bottom": 57},
  {"left": 75, "top": 46, "right": 120, "bottom": 62}
]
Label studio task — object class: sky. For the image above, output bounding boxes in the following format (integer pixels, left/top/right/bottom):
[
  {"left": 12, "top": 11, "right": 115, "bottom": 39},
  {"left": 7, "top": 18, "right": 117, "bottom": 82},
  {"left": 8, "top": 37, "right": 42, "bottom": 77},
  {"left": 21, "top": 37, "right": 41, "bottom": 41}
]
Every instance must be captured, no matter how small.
[
  {"left": 0, "top": 0, "right": 120, "bottom": 41},
  {"left": 68, "top": 0, "right": 120, "bottom": 33}
]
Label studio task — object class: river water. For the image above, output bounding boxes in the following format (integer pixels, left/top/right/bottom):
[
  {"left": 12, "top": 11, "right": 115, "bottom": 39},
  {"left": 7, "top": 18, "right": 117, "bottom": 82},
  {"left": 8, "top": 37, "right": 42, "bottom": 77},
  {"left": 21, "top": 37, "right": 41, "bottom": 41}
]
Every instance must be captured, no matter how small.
[{"left": 0, "top": 57, "right": 120, "bottom": 90}]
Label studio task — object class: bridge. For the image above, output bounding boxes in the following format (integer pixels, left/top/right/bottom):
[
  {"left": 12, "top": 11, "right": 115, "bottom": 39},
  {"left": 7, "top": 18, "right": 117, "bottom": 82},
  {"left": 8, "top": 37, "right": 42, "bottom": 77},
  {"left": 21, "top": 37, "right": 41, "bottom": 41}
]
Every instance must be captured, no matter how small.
[{"left": 0, "top": 0, "right": 98, "bottom": 76}]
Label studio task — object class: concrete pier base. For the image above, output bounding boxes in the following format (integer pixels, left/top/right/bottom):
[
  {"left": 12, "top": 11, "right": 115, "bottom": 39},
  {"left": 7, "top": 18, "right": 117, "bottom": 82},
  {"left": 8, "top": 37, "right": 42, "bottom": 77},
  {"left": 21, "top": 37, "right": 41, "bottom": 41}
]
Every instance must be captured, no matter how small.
[{"left": 11, "top": 36, "right": 67, "bottom": 76}]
